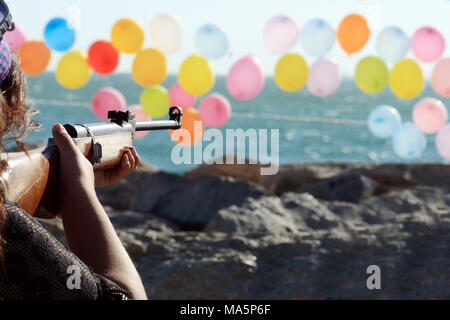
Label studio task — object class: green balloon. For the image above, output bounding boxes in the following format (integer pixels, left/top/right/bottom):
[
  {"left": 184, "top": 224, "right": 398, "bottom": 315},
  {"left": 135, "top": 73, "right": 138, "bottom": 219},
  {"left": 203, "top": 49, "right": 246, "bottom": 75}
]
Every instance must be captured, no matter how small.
[
  {"left": 140, "top": 86, "right": 170, "bottom": 119},
  {"left": 355, "top": 56, "right": 389, "bottom": 94}
]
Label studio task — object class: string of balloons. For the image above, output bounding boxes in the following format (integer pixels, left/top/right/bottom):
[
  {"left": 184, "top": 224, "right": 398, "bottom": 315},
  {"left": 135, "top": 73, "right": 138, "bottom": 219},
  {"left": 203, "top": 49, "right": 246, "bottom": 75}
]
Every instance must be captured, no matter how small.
[{"left": 5, "top": 12, "right": 450, "bottom": 160}]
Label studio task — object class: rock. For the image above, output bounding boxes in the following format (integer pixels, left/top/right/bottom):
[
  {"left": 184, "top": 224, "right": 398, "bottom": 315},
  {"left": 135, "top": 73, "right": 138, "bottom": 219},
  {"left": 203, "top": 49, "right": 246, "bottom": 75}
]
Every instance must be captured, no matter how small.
[
  {"left": 96, "top": 161, "right": 158, "bottom": 211},
  {"left": 36, "top": 162, "right": 450, "bottom": 299},
  {"left": 132, "top": 172, "right": 267, "bottom": 231},
  {"left": 299, "top": 174, "right": 379, "bottom": 203},
  {"left": 184, "top": 156, "right": 264, "bottom": 186}
]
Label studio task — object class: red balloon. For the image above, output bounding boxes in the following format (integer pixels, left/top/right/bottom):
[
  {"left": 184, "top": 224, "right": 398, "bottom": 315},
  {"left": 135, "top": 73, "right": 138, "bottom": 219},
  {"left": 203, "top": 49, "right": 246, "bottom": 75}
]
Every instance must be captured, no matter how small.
[{"left": 88, "top": 40, "right": 120, "bottom": 75}]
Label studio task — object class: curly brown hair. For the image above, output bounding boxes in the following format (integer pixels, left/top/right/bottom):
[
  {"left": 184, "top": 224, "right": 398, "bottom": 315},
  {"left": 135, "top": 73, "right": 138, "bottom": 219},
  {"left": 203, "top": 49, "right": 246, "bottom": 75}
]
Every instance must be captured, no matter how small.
[{"left": 0, "top": 55, "right": 41, "bottom": 262}]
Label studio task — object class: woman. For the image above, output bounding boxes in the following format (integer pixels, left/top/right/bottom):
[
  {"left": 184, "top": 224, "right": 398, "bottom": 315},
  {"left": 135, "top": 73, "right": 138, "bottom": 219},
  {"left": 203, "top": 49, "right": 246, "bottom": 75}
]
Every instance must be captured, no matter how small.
[{"left": 0, "top": 38, "right": 147, "bottom": 300}]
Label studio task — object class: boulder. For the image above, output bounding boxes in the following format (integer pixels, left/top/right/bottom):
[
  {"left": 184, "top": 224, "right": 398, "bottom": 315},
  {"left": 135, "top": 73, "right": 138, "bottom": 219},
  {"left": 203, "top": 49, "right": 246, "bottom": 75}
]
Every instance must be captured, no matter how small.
[
  {"left": 299, "top": 174, "right": 379, "bottom": 203},
  {"left": 133, "top": 172, "right": 267, "bottom": 230}
]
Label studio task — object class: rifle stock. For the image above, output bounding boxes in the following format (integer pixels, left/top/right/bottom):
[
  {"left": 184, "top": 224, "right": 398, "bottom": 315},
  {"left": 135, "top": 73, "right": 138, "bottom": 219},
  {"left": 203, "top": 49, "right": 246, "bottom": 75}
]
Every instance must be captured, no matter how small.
[{"left": 0, "top": 107, "right": 183, "bottom": 218}]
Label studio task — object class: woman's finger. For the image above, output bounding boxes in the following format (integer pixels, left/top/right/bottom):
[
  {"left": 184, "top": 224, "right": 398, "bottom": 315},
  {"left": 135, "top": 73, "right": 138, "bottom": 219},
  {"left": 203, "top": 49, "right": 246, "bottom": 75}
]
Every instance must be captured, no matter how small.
[
  {"left": 125, "top": 149, "right": 135, "bottom": 169},
  {"left": 129, "top": 147, "right": 140, "bottom": 169}
]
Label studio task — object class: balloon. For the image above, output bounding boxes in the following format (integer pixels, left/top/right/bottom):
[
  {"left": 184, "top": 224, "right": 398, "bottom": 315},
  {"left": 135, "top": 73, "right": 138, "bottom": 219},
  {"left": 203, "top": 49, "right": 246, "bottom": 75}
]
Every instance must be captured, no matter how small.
[
  {"left": 195, "top": 24, "right": 229, "bottom": 60},
  {"left": 55, "top": 50, "right": 91, "bottom": 90},
  {"left": 264, "top": 15, "right": 300, "bottom": 55},
  {"left": 44, "top": 17, "right": 76, "bottom": 52},
  {"left": 91, "top": 88, "right": 127, "bottom": 120},
  {"left": 149, "top": 14, "right": 183, "bottom": 54},
  {"left": 300, "top": 19, "right": 335, "bottom": 57},
  {"left": 88, "top": 40, "right": 119, "bottom": 75},
  {"left": 4, "top": 24, "right": 27, "bottom": 52},
  {"left": 307, "top": 59, "right": 340, "bottom": 97},
  {"left": 368, "top": 105, "right": 402, "bottom": 139},
  {"left": 413, "top": 98, "right": 448, "bottom": 134},
  {"left": 337, "top": 14, "right": 370, "bottom": 55},
  {"left": 178, "top": 54, "right": 215, "bottom": 96},
  {"left": 392, "top": 122, "right": 427, "bottom": 159},
  {"left": 18, "top": 41, "right": 51, "bottom": 76},
  {"left": 127, "top": 105, "right": 152, "bottom": 140},
  {"left": 436, "top": 124, "right": 450, "bottom": 160},
  {"left": 411, "top": 26, "right": 445, "bottom": 63},
  {"left": 227, "top": 55, "right": 265, "bottom": 100},
  {"left": 275, "top": 53, "right": 308, "bottom": 92},
  {"left": 355, "top": 57, "right": 389, "bottom": 94},
  {"left": 140, "top": 86, "right": 170, "bottom": 119},
  {"left": 389, "top": 59, "right": 424, "bottom": 99},
  {"left": 376, "top": 27, "right": 410, "bottom": 63},
  {"left": 169, "top": 83, "right": 197, "bottom": 109},
  {"left": 198, "top": 94, "right": 232, "bottom": 128},
  {"left": 170, "top": 108, "right": 204, "bottom": 146},
  {"left": 111, "top": 18, "right": 144, "bottom": 54},
  {"left": 132, "top": 48, "right": 167, "bottom": 87},
  {"left": 431, "top": 58, "right": 450, "bottom": 97}
]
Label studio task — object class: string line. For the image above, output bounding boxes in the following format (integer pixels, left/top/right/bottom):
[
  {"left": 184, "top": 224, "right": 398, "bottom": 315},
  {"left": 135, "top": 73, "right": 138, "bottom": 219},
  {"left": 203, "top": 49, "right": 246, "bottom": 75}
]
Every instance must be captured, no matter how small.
[{"left": 28, "top": 98, "right": 367, "bottom": 126}]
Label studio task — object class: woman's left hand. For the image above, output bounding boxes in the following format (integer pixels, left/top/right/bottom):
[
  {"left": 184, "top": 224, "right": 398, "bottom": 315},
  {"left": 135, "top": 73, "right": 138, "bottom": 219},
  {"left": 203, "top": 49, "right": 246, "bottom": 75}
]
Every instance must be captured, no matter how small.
[{"left": 94, "top": 147, "right": 141, "bottom": 188}]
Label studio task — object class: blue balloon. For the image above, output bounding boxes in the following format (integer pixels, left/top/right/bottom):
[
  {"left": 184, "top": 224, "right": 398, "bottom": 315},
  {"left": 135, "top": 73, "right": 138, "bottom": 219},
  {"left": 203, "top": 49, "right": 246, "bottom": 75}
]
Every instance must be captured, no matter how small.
[
  {"left": 368, "top": 105, "right": 402, "bottom": 138},
  {"left": 195, "top": 24, "right": 229, "bottom": 60},
  {"left": 393, "top": 122, "right": 427, "bottom": 159},
  {"left": 300, "top": 19, "right": 335, "bottom": 57},
  {"left": 376, "top": 27, "right": 410, "bottom": 63},
  {"left": 44, "top": 17, "right": 76, "bottom": 52}
]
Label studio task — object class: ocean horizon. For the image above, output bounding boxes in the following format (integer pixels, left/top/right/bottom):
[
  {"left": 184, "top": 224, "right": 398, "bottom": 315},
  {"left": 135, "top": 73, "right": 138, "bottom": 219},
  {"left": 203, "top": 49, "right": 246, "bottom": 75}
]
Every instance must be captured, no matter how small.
[{"left": 23, "top": 72, "right": 450, "bottom": 174}]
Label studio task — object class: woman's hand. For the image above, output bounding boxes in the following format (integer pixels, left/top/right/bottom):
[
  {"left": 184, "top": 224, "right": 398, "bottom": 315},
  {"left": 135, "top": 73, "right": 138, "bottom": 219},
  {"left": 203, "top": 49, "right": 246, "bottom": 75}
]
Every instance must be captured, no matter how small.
[{"left": 94, "top": 147, "right": 140, "bottom": 188}]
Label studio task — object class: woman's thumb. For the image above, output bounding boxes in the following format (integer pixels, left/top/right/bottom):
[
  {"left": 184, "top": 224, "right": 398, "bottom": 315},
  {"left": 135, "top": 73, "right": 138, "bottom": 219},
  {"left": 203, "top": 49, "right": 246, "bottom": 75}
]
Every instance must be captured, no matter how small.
[{"left": 52, "top": 124, "right": 77, "bottom": 156}]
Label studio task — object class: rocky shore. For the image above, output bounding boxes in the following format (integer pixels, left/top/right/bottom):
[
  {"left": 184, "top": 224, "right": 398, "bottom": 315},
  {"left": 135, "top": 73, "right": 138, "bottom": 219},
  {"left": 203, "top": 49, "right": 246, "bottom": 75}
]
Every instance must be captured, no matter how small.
[{"left": 40, "top": 161, "right": 450, "bottom": 299}]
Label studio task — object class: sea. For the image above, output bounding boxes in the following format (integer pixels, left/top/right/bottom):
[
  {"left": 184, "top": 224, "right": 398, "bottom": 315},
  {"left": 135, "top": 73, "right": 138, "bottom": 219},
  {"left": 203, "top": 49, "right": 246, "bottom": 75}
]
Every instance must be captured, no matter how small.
[{"left": 24, "top": 73, "right": 450, "bottom": 174}]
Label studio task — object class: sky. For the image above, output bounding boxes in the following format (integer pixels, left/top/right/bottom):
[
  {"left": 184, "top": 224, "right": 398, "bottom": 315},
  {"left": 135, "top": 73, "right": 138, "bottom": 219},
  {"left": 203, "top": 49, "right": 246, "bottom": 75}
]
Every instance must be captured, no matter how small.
[{"left": 7, "top": 0, "right": 450, "bottom": 76}]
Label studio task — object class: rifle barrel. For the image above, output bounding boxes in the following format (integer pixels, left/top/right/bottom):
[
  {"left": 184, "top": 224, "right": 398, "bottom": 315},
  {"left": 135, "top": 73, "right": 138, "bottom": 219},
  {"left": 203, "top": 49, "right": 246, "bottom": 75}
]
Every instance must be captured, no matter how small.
[{"left": 135, "top": 120, "right": 181, "bottom": 131}]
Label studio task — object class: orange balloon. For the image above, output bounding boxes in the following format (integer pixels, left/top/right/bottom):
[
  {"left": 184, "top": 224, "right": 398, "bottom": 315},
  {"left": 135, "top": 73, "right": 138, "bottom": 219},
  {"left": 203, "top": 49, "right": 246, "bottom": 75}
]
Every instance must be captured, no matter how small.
[
  {"left": 337, "top": 14, "right": 370, "bottom": 55},
  {"left": 18, "top": 41, "right": 51, "bottom": 76},
  {"left": 170, "top": 108, "right": 204, "bottom": 146}
]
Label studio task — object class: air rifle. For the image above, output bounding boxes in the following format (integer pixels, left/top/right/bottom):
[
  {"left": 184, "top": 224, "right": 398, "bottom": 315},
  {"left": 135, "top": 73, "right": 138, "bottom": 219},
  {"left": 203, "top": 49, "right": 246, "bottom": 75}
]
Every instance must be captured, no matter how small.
[{"left": 0, "top": 106, "right": 183, "bottom": 218}]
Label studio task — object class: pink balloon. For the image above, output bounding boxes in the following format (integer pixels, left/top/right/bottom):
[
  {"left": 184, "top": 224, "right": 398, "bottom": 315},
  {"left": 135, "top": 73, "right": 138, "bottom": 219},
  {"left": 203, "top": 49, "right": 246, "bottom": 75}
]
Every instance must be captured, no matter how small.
[
  {"left": 91, "top": 87, "right": 126, "bottom": 120},
  {"left": 264, "top": 15, "right": 300, "bottom": 54},
  {"left": 307, "top": 59, "right": 341, "bottom": 97},
  {"left": 198, "top": 94, "right": 232, "bottom": 128},
  {"left": 226, "top": 55, "right": 265, "bottom": 101},
  {"left": 169, "top": 83, "right": 197, "bottom": 109},
  {"left": 413, "top": 98, "right": 448, "bottom": 134},
  {"left": 4, "top": 25, "right": 27, "bottom": 52},
  {"left": 411, "top": 27, "right": 445, "bottom": 62},
  {"left": 431, "top": 58, "right": 450, "bottom": 97},
  {"left": 127, "top": 105, "right": 152, "bottom": 139},
  {"left": 436, "top": 124, "right": 450, "bottom": 160}
]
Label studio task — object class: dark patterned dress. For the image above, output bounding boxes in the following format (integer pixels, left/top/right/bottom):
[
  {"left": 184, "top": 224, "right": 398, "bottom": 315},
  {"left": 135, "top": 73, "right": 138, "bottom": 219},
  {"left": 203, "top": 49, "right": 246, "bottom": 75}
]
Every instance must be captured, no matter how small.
[{"left": 0, "top": 200, "right": 129, "bottom": 300}]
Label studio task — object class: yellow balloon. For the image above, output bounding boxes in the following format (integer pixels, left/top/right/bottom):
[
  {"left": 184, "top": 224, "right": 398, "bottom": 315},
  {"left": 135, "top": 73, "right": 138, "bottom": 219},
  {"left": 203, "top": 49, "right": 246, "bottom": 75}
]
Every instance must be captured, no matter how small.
[
  {"left": 355, "top": 57, "right": 389, "bottom": 94},
  {"left": 178, "top": 54, "right": 215, "bottom": 96},
  {"left": 111, "top": 18, "right": 145, "bottom": 54},
  {"left": 140, "top": 86, "right": 170, "bottom": 119},
  {"left": 390, "top": 58, "right": 425, "bottom": 99},
  {"left": 56, "top": 50, "right": 91, "bottom": 90},
  {"left": 132, "top": 48, "right": 167, "bottom": 87},
  {"left": 275, "top": 53, "right": 309, "bottom": 92}
]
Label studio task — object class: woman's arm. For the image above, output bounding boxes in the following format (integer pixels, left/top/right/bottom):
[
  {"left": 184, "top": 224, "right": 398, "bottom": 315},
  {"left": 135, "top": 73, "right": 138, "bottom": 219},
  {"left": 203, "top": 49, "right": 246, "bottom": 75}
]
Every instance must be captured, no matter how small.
[{"left": 52, "top": 123, "right": 147, "bottom": 300}]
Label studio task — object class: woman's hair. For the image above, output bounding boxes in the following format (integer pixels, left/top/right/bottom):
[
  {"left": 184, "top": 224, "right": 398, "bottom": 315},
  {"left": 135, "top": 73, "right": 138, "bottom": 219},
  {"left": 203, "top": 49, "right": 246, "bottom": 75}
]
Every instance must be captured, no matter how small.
[{"left": 0, "top": 55, "right": 40, "bottom": 262}]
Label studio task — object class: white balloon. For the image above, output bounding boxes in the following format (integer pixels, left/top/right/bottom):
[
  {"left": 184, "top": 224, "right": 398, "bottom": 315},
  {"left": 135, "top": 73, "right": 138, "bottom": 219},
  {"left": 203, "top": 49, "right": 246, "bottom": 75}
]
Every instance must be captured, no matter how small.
[
  {"left": 149, "top": 14, "right": 183, "bottom": 54},
  {"left": 376, "top": 27, "right": 410, "bottom": 63},
  {"left": 195, "top": 24, "right": 229, "bottom": 60},
  {"left": 300, "top": 19, "right": 335, "bottom": 57}
]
